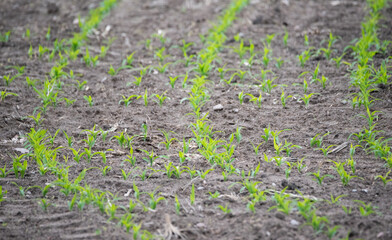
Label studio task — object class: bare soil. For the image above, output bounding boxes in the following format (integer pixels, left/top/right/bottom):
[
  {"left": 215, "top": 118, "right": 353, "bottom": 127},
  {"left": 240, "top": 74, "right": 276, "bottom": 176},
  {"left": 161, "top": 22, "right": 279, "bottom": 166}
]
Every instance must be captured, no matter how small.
[{"left": 1, "top": 0, "right": 392, "bottom": 239}]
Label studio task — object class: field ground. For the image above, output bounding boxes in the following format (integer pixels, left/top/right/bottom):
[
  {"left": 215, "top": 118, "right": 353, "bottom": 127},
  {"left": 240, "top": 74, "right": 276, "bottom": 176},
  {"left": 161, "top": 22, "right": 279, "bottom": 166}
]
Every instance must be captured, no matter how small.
[{"left": 0, "top": 0, "right": 392, "bottom": 239}]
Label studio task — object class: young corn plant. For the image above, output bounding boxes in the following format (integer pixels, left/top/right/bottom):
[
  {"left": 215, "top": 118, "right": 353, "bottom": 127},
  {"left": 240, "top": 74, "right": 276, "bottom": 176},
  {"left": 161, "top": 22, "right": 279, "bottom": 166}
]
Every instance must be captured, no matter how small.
[
  {"left": 218, "top": 204, "right": 232, "bottom": 214},
  {"left": 318, "top": 32, "right": 338, "bottom": 60},
  {"left": 317, "top": 144, "right": 336, "bottom": 157},
  {"left": 280, "top": 89, "right": 292, "bottom": 108},
  {"left": 310, "top": 169, "right": 334, "bottom": 185},
  {"left": 140, "top": 149, "right": 159, "bottom": 166},
  {"left": 0, "top": 31, "right": 11, "bottom": 42},
  {"left": 268, "top": 188, "right": 293, "bottom": 215},
  {"left": 231, "top": 39, "right": 248, "bottom": 59},
  {"left": 0, "top": 185, "right": 7, "bottom": 203},
  {"left": 298, "top": 48, "right": 314, "bottom": 68},
  {"left": 190, "top": 183, "right": 195, "bottom": 205},
  {"left": 310, "top": 132, "right": 329, "bottom": 148},
  {"left": 354, "top": 200, "right": 378, "bottom": 216},
  {"left": 275, "top": 57, "right": 284, "bottom": 69},
  {"left": 283, "top": 31, "right": 289, "bottom": 47},
  {"left": 1, "top": 90, "right": 18, "bottom": 102},
  {"left": 238, "top": 91, "right": 244, "bottom": 104},
  {"left": 83, "top": 95, "right": 93, "bottom": 107},
  {"left": 375, "top": 171, "right": 392, "bottom": 187},
  {"left": 316, "top": 75, "right": 329, "bottom": 89},
  {"left": 119, "top": 95, "right": 141, "bottom": 107},
  {"left": 246, "top": 92, "right": 263, "bottom": 108},
  {"left": 142, "top": 89, "right": 148, "bottom": 107},
  {"left": 3, "top": 73, "right": 22, "bottom": 87},
  {"left": 152, "top": 92, "right": 168, "bottom": 107},
  {"left": 331, "top": 53, "right": 346, "bottom": 69},
  {"left": 159, "top": 129, "right": 177, "bottom": 150},
  {"left": 300, "top": 93, "right": 316, "bottom": 108},
  {"left": 250, "top": 140, "right": 263, "bottom": 156}
]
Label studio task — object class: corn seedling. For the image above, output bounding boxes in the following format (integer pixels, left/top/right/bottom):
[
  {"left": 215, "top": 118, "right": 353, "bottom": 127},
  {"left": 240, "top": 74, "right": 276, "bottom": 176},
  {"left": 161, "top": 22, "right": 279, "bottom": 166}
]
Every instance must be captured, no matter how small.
[
  {"left": 375, "top": 171, "right": 392, "bottom": 187},
  {"left": 142, "top": 89, "right": 148, "bottom": 107},
  {"left": 218, "top": 204, "right": 232, "bottom": 214},
  {"left": 341, "top": 205, "right": 352, "bottom": 215},
  {"left": 167, "top": 75, "right": 179, "bottom": 88},
  {"left": 280, "top": 89, "right": 292, "bottom": 108},
  {"left": 259, "top": 77, "right": 278, "bottom": 94},
  {"left": 331, "top": 53, "right": 346, "bottom": 69},
  {"left": 326, "top": 225, "right": 341, "bottom": 240},
  {"left": 317, "top": 144, "right": 336, "bottom": 157},
  {"left": 74, "top": 79, "right": 87, "bottom": 90},
  {"left": 0, "top": 185, "right": 7, "bottom": 203},
  {"left": 250, "top": 140, "right": 263, "bottom": 156},
  {"left": 246, "top": 92, "right": 263, "bottom": 108},
  {"left": 346, "top": 157, "right": 356, "bottom": 174},
  {"left": 209, "top": 191, "right": 220, "bottom": 199},
  {"left": 140, "top": 149, "right": 159, "bottom": 166},
  {"left": 300, "top": 93, "right": 316, "bottom": 108},
  {"left": 262, "top": 45, "right": 271, "bottom": 67},
  {"left": 326, "top": 194, "right": 347, "bottom": 205},
  {"left": 0, "top": 31, "right": 11, "bottom": 42},
  {"left": 354, "top": 200, "right": 377, "bottom": 216},
  {"left": 152, "top": 92, "right": 168, "bottom": 107},
  {"left": 99, "top": 166, "right": 111, "bottom": 176},
  {"left": 310, "top": 169, "right": 334, "bottom": 185},
  {"left": 261, "top": 125, "right": 272, "bottom": 143},
  {"left": 310, "top": 132, "right": 329, "bottom": 148},
  {"left": 316, "top": 75, "right": 329, "bottom": 89},
  {"left": 231, "top": 39, "right": 248, "bottom": 59},
  {"left": 238, "top": 91, "right": 244, "bottom": 104},
  {"left": 83, "top": 95, "right": 93, "bottom": 107},
  {"left": 3, "top": 73, "right": 21, "bottom": 87},
  {"left": 108, "top": 65, "right": 117, "bottom": 76},
  {"left": 196, "top": 168, "right": 214, "bottom": 180},
  {"left": 1, "top": 90, "right": 18, "bottom": 102},
  {"left": 298, "top": 48, "right": 314, "bottom": 68},
  {"left": 275, "top": 57, "right": 284, "bottom": 69},
  {"left": 304, "top": 34, "right": 309, "bottom": 46},
  {"left": 318, "top": 32, "right": 338, "bottom": 60},
  {"left": 282, "top": 30, "right": 289, "bottom": 46},
  {"left": 293, "top": 157, "right": 306, "bottom": 173},
  {"left": 38, "top": 199, "right": 51, "bottom": 211},
  {"left": 307, "top": 211, "right": 329, "bottom": 235},
  {"left": 234, "top": 126, "right": 243, "bottom": 144},
  {"left": 334, "top": 164, "right": 361, "bottom": 186},
  {"left": 159, "top": 129, "right": 177, "bottom": 150},
  {"left": 119, "top": 95, "right": 140, "bottom": 107},
  {"left": 263, "top": 33, "right": 275, "bottom": 47},
  {"left": 190, "top": 183, "right": 195, "bottom": 205},
  {"left": 11, "top": 182, "right": 26, "bottom": 196},
  {"left": 269, "top": 188, "right": 293, "bottom": 215},
  {"left": 0, "top": 164, "right": 12, "bottom": 178}
]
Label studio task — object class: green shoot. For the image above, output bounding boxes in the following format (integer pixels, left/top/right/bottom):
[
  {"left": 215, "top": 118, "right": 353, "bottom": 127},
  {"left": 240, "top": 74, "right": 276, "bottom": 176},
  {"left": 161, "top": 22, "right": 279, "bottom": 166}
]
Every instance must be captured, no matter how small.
[
  {"left": 1, "top": 90, "right": 18, "bottom": 102},
  {"left": 190, "top": 183, "right": 195, "bottom": 205},
  {"left": 83, "top": 95, "right": 93, "bottom": 107},
  {"left": 375, "top": 170, "right": 392, "bottom": 187},
  {"left": 169, "top": 76, "right": 179, "bottom": 88},
  {"left": 152, "top": 92, "right": 168, "bottom": 106},
  {"left": 280, "top": 89, "right": 292, "bottom": 108},
  {"left": 310, "top": 169, "right": 333, "bottom": 185},
  {"left": 300, "top": 93, "right": 316, "bottom": 108},
  {"left": 119, "top": 95, "right": 141, "bottom": 107}
]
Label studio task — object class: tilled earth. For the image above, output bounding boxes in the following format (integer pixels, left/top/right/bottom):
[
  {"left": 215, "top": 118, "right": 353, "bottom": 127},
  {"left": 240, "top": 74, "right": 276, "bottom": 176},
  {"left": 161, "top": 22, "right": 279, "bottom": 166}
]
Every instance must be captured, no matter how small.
[{"left": 0, "top": 0, "right": 392, "bottom": 239}]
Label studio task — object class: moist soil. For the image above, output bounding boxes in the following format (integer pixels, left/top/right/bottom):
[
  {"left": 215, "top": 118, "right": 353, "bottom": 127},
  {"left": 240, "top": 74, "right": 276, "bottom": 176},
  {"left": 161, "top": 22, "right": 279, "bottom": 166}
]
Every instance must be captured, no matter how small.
[{"left": 1, "top": 0, "right": 392, "bottom": 239}]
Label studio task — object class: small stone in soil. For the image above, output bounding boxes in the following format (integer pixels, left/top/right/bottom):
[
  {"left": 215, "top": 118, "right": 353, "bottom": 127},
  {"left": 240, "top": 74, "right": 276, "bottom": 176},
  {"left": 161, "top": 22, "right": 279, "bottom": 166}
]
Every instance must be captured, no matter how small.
[
  {"left": 290, "top": 219, "right": 300, "bottom": 225},
  {"left": 213, "top": 104, "right": 224, "bottom": 111}
]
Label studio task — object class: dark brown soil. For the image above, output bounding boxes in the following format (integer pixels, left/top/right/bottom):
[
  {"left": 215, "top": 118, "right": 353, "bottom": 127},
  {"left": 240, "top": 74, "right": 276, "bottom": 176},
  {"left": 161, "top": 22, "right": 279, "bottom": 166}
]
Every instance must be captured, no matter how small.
[{"left": 1, "top": 0, "right": 392, "bottom": 239}]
